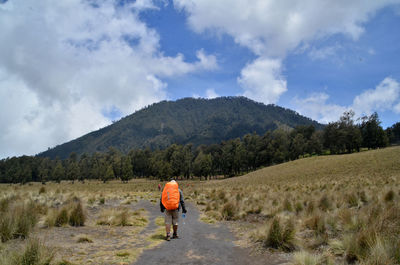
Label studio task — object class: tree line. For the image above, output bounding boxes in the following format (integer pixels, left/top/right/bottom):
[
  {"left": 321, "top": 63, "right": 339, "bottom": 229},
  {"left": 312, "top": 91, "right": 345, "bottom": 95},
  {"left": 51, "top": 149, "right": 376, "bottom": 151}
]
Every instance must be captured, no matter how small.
[{"left": 0, "top": 112, "right": 399, "bottom": 183}]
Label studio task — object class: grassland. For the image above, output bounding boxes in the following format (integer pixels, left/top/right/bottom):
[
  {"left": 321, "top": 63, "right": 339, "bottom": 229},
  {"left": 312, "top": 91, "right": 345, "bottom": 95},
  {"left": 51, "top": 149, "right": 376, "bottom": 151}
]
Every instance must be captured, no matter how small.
[
  {"left": 185, "top": 146, "right": 400, "bottom": 264},
  {"left": 0, "top": 147, "right": 399, "bottom": 264},
  {"left": 0, "top": 180, "right": 163, "bottom": 264}
]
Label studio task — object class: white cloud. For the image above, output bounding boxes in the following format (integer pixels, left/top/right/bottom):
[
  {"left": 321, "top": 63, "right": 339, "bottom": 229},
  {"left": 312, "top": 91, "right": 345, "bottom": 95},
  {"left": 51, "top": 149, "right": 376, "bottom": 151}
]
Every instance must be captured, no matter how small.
[
  {"left": 368, "top": 48, "right": 376, "bottom": 55},
  {"left": 293, "top": 77, "right": 400, "bottom": 124},
  {"left": 174, "top": 0, "right": 399, "bottom": 105},
  {"left": 394, "top": 102, "right": 400, "bottom": 113},
  {"left": 293, "top": 93, "right": 347, "bottom": 124},
  {"left": 0, "top": 0, "right": 216, "bottom": 158},
  {"left": 352, "top": 77, "right": 400, "bottom": 115},
  {"left": 308, "top": 45, "right": 341, "bottom": 61},
  {"left": 205, "top": 88, "right": 219, "bottom": 99},
  {"left": 174, "top": 0, "right": 398, "bottom": 57},
  {"left": 238, "top": 58, "right": 287, "bottom": 104}
]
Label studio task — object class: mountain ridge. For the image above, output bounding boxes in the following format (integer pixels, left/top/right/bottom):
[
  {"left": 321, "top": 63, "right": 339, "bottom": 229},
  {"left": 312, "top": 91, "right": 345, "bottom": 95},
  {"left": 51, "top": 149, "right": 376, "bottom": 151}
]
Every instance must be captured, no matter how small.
[{"left": 38, "top": 96, "right": 324, "bottom": 159}]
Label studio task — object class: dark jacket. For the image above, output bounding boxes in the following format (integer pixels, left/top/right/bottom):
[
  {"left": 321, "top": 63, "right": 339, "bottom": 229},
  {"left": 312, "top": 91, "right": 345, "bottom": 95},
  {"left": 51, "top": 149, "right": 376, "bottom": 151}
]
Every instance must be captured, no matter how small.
[{"left": 160, "top": 189, "right": 187, "bottom": 213}]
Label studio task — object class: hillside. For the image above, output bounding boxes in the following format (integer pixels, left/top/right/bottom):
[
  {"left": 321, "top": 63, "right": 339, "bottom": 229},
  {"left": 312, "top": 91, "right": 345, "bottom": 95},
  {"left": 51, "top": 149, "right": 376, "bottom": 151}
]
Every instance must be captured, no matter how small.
[
  {"left": 189, "top": 147, "right": 400, "bottom": 262},
  {"left": 38, "top": 96, "right": 323, "bottom": 159}
]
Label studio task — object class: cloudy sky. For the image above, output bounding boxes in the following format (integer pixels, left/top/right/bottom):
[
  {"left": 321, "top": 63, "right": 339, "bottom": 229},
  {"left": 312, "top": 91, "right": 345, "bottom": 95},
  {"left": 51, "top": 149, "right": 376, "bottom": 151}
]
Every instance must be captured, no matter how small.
[{"left": 1, "top": 0, "right": 400, "bottom": 158}]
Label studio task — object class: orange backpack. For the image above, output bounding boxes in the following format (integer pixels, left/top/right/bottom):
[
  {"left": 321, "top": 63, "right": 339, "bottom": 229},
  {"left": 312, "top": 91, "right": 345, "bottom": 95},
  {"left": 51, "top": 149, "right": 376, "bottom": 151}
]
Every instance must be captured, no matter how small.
[{"left": 162, "top": 181, "right": 180, "bottom": 210}]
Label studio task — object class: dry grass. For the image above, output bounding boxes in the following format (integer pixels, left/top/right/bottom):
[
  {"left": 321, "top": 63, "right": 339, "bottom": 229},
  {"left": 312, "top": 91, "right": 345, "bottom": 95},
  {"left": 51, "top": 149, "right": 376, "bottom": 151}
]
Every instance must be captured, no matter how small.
[
  {"left": 187, "top": 147, "right": 400, "bottom": 264},
  {"left": 0, "top": 179, "right": 167, "bottom": 264},
  {"left": 96, "top": 208, "right": 148, "bottom": 227},
  {"left": 0, "top": 147, "right": 399, "bottom": 264}
]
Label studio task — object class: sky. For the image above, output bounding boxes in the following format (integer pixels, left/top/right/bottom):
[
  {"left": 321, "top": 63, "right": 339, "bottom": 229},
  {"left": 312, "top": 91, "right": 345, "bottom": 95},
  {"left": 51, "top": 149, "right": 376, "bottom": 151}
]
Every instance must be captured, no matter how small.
[{"left": 0, "top": 0, "right": 400, "bottom": 159}]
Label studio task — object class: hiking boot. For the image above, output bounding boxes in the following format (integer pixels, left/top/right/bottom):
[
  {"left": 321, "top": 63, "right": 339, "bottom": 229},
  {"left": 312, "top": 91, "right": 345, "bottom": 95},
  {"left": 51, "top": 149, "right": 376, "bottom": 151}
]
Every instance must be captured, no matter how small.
[
  {"left": 166, "top": 234, "right": 171, "bottom": 241},
  {"left": 172, "top": 233, "right": 179, "bottom": 239}
]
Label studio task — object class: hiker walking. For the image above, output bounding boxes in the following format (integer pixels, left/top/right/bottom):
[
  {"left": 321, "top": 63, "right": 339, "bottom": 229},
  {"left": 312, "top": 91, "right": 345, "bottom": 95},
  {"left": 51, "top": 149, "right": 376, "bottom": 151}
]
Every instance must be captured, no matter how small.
[
  {"left": 158, "top": 183, "right": 161, "bottom": 191},
  {"left": 160, "top": 179, "right": 187, "bottom": 241}
]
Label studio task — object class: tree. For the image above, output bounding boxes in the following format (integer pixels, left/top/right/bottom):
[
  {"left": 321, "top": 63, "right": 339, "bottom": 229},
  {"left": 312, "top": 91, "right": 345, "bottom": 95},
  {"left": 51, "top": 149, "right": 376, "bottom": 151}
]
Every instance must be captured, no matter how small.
[
  {"left": 66, "top": 153, "right": 79, "bottom": 183},
  {"left": 193, "top": 151, "right": 212, "bottom": 180},
  {"left": 53, "top": 159, "right": 65, "bottom": 183},
  {"left": 120, "top": 156, "right": 133, "bottom": 182},
  {"left": 271, "top": 130, "right": 290, "bottom": 163},
  {"left": 308, "top": 131, "right": 323, "bottom": 155},
  {"left": 324, "top": 111, "right": 361, "bottom": 154},
  {"left": 386, "top": 122, "right": 400, "bottom": 144},
  {"left": 290, "top": 134, "right": 306, "bottom": 160},
  {"left": 78, "top": 153, "right": 91, "bottom": 182},
  {"left": 102, "top": 165, "right": 115, "bottom": 183},
  {"left": 360, "top": 113, "right": 388, "bottom": 149}
]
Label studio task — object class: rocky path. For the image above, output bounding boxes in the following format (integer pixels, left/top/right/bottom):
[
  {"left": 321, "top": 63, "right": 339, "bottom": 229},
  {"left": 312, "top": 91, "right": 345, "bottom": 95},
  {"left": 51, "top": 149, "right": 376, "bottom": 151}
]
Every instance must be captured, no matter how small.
[{"left": 132, "top": 202, "right": 290, "bottom": 265}]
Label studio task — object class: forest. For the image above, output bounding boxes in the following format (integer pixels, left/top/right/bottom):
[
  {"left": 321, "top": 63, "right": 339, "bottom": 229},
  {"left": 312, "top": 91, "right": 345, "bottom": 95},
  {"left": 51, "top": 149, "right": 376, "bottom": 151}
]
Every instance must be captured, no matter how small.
[{"left": 1, "top": 111, "right": 399, "bottom": 184}]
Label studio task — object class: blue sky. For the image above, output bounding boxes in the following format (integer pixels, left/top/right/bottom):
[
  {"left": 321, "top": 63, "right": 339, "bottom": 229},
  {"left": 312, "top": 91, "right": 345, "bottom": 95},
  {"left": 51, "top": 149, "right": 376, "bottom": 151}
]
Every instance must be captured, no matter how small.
[{"left": 0, "top": 0, "right": 399, "bottom": 158}]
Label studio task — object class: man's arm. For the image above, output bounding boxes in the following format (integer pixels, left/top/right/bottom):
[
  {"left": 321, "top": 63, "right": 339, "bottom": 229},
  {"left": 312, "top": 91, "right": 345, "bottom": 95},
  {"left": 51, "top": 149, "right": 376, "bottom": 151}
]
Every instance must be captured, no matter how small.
[
  {"left": 160, "top": 195, "right": 165, "bottom": 212},
  {"left": 179, "top": 190, "right": 187, "bottom": 213}
]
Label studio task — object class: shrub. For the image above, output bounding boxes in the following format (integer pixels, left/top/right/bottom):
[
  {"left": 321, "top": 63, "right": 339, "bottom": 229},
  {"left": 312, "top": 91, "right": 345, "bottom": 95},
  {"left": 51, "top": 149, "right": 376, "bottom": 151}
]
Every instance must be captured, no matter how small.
[
  {"left": 0, "top": 203, "right": 38, "bottom": 242},
  {"left": 221, "top": 202, "right": 236, "bottom": 220},
  {"left": 0, "top": 197, "right": 11, "bottom": 212},
  {"left": 283, "top": 198, "right": 293, "bottom": 212},
  {"left": 116, "top": 209, "right": 129, "bottom": 226},
  {"left": 69, "top": 202, "right": 85, "bottom": 227},
  {"left": 55, "top": 208, "right": 69, "bottom": 227},
  {"left": 218, "top": 190, "right": 226, "bottom": 200},
  {"left": 19, "top": 238, "right": 54, "bottom": 265},
  {"left": 295, "top": 202, "right": 303, "bottom": 214},
  {"left": 359, "top": 191, "right": 368, "bottom": 204},
  {"left": 77, "top": 236, "right": 93, "bottom": 243},
  {"left": 306, "top": 201, "right": 315, "bottom": 215},
  {"left": 347, "top": 193, "right": 359, "bottom": 208},
  {"left": 87, "top": 197, "right": 95, "bottom": 205},
  {"left": 384, "top": 190, "right": 395, "bottom": 202},
  {"left": 318, "top": 195, "right": 331, "bottom": 212},
  {"left": 39, "top": 187, "right": 46, "bottom": 194},
  {"left": 0, "top": 214, "right": 13, "bottom": 242},
  {"left": 305, "top": 214, "right": 326, "bottom": 236},
  {"left": 265, "top": 217, "right": 296, "bottom": 252},
  {"left": 293, "top": 251, "right": 322, "bottom": 265}
]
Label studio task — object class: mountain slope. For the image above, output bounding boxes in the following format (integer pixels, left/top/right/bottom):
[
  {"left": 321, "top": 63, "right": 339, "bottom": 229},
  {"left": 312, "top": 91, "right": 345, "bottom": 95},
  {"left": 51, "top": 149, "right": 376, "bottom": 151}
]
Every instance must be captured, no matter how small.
[{"left": 38, "top": 96, "right": 323, "bottom": 159}]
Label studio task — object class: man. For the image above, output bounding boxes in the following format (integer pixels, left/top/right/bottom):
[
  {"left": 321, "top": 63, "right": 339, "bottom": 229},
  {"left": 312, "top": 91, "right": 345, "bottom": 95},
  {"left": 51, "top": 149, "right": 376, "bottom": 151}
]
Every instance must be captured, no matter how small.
[{"left": 160, "top": 180, "right": 187, "bottom": 241}]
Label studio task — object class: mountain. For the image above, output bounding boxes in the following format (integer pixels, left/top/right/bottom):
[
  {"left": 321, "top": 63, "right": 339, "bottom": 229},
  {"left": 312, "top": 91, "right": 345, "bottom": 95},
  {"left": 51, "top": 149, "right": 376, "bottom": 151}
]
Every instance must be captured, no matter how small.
[{"left": 38, "top": 96, "right": 324, "bottom": 159}]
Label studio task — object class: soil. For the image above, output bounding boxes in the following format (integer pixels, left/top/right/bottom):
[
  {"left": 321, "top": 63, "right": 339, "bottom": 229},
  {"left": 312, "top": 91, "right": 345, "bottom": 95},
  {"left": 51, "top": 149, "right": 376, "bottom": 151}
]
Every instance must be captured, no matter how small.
[{"left": 133, "top": 202, "right": 291, "bottom": 265}]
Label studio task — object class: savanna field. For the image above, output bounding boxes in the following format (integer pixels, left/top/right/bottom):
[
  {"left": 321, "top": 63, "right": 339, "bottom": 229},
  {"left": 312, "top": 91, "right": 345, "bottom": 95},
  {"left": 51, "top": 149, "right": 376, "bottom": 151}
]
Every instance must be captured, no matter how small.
[{"left": 1, "top": 147, "right": 400, "bottom": 264}]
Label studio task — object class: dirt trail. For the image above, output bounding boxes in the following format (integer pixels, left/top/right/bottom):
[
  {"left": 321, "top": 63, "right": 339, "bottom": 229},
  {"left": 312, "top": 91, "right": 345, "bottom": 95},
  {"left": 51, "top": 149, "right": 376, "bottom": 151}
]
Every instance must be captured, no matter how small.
[{"left": 133, "top": 202, "right": 291, "bottom": 265}]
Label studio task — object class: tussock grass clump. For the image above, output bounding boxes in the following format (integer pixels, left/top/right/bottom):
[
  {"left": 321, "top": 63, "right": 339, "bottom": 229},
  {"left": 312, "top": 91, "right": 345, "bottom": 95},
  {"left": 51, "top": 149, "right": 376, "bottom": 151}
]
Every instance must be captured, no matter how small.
[
  {"left": 38, "top": 186, "right": 46, "bottom": 194},
  {"left": 292, "top": 251, "right": 322, "bottom": 265},
  {"left": 384, "top": 190, "right": 395, "bottom": 202},
  {"left": 359, "top": 190, "right": 368, "bottom": 204},
  {"left": 294, "top": 202, "right": 303, "bottom": 214},
  {"left": 20, "top": 239, "right": 54, "bottom": 265},
  {"left": 264, "top": 217, "right": 296, "bottom": 252},
  {"left": 0, "top": 197, "right": 11, "bottom": 212},
  {"left": 77, "top": 236, "right": 93, "bottom": 243},
  {"left": 318, "top": 195, "right": 331, "bottom": 212},
  {"left": 283, "top": 198, "right": 293, "bottom": 212},
  {"left": 69, "top": 202, "right": 85, "bottom": 227},
  {"left": 221, "top": 202, "right": 236, "bottom": 220},
  {"left": 55, "top": 208, "right": 69, "bottom": 227},
  {"left": 346, "top": 193, "right": 359, "bottom": 208},
  {"left": 0, "top": 238, "right": 54, "bottom": 265},
  {"left": 306, "top": 201, "right": 315, "bottom": 215},
  {"left": 0, "top": 214, "right": 13, "bottom": 242},
  {"left": 96, "top": 208, "right": 148, "bottom": 226},
  {"left": 0, "top": 201, "right": 39, "bottom": 242},
  {"left": 305, "top": 214, "right": 326, "bottom": 236}
]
